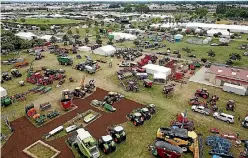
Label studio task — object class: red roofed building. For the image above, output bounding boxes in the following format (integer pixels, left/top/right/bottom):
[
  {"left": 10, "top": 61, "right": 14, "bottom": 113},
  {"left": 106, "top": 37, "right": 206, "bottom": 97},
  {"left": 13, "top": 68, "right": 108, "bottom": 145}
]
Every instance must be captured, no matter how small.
[{"left": 205, "top": 65, "right": 248, "bottom": 89}]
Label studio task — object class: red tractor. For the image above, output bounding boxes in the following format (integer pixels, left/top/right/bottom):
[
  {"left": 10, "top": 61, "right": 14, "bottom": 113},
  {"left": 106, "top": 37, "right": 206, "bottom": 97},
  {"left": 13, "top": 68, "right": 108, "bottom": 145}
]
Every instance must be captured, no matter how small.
[
  {"left": 138, "top": 55, "right": 157, "bottom": 66},
  {"left": 170, "top": 113, "right": 195, "bottom": 131},
  {"left": 189, "top": 97, "right": 201, "bottom": 106},
  {"left": 226, "top": 100, "right": 235, "bottom": 111},
  {"left": 143, "top": 79, "right": 153, "bottom": 88},
  {"left": 195, "top": 88, "right": 209, "bottom": 99}
]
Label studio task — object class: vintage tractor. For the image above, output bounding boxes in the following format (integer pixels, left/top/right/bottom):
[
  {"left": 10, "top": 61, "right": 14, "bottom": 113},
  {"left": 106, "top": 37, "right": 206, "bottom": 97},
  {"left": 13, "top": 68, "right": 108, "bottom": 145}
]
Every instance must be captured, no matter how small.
[
  {"left": 72, "top": 87, "right": 86, "bottom": 98},
  {"left": 34, "top": 114, "right": 46, "bottom": 126},
  {"left": 209, "top": 95, "right": 219, "bottom": 102},
  {"left": 189, "top": 97, "right": 201, "bottom": 106},
  {"left": 195, "top": 88, "right": 209, "bottom": 99},
  {"left": 126, "top": 112, "right": 144, "bottom": 126},
  {"left": 47, "top": 111, "right": 59, "bottom": 119},
  {"left": 126, "top": 80, "right": 139, "bottom": 92},
  {"left": 14, "top": 58, "right": 29, "bottom": 67},
  {"left": 1, "top": 96, "right": 12, "bottom": 107},
  {"left": 67, "top": 128, "right": 100, "bottom": 158},
  {"left": 163, "top": 84, "right": 175, "bottom": 95},
  {"left": 98, "top": 135, "right": 116, "bottom": 154},
  {"left": 39, "top": 102, "right": 51, "bottom": 111},
  {"left": 1, "top": 72, "right": 12, "bottom": 81},
  {"left": 103, "top": 92, "right": 123, "bottom": 105},
  {"left": 148, "top": 140, "right": 183, "bottom": 158},
  {"left": 170, "top": 113, "right": 195, "bottom": 131},
  {"left": 226, "top": 100, "right": 235, "bottom": 111},
  {"left": 136, "top": 108, "right": 152, "bottom": 120},
  {"left": 10, "top": 69, "right": 22, "bottom": 78},
  {"left": 143, "top": 79, "right": 153, "bottom": 88},
  {"left": 106, "top": 125, "right": 126, "bottom": 143}
]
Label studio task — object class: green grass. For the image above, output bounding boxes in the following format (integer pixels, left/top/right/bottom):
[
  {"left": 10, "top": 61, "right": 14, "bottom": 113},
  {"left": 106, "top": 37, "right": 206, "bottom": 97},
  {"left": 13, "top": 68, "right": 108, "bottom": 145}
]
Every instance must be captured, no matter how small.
[
  {"left": 27, "top": 142, "right": 56, "bottom": 158},
  {"left": 8, "top": 18, "right": 80, "bottom": 25}
]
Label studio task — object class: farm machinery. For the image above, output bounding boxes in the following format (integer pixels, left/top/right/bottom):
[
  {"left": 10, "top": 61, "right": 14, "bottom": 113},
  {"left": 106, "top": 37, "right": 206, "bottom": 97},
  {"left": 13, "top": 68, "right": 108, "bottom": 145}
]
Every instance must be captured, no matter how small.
[
  {"left": 1, "top": 72, "right": 12, "bottom": 81},
  {"left": 226, "top": 100, "right": 235, "bottom": 111},
  {"left": 60, "top": 89, "right": 73, "bottom": 110},
  {"left": 98, "top": 135, "right": 116, "bottom": 154},
  {"left": 91, "top": 99, "right": 116, "bottom": 112},
  {"left": 239, "top": 140, "right": 248, "bottom": 158},
  {"left": 67, "top": 128, "right": 100, "bottom": 158},
  {"left": 138, "top": 54, "right": 158, "bottom": 67},
  {"left": 143, "top": 79, "right": 153, "bottom": 88},
  {"left": 119, "top": 80, "right": 139, "bottom": 92},
  {"left": 106, "top": 125, "right": 126, "bottom": 143},
  {"left": 14, "top": 58, "right": 29, "bottom": 67},
  {"left": 75, "top": 58, "right": 100, "bottom": 74},
  {"left": 72, "top": 87, "right": 86, "bottom": 98},
  {"left": 241, "top": 116, "right": 248, "bottom": 128},
  {"left": 126, "top": 111, "right": 144, "bottom": 126},
  {"left": 57, "top": 56, "right": 73, "bottom": 65},
  {"left": 156, "top": 127, "right": 203, "bottom": 158},
  {"left": 10, "top": 69, "right": 22, "bottom": 78},
  {"left": 170, "top": 113, "right": 195, "bottom": 131},
  {"left": 148, "top": 140, "right": 183, "bottom": 158},
  {"left": 103, "top": 92, "right": 124, "bottom": 105},
  {"left": 206, "top": 136, "right": 233, "bottom": 158},
  {"left": 195, "top": 88, "right": 209, "bottom": 99},
  {"left": 1, "top": 96, "right": 12, "bottom": 107},
  {"left": 163, "top": 84, "right": 175, "bottom": 95}
]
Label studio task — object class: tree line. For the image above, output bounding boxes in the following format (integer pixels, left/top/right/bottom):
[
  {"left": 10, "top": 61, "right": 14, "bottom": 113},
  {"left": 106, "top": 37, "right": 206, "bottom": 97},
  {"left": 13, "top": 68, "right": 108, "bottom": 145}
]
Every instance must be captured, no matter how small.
[{"left": 216, "top": 4, "right": 248, "bottom": 18}]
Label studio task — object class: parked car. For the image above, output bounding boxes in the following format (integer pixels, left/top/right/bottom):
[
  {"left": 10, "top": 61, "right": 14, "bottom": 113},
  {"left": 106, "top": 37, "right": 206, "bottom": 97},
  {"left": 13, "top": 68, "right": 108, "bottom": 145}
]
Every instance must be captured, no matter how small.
[
  {"left": 213, "top": 112, "right": 234, "bottom": 124},
  {"left": 191, "top": 105, "right": 210, "bottom": 116}
]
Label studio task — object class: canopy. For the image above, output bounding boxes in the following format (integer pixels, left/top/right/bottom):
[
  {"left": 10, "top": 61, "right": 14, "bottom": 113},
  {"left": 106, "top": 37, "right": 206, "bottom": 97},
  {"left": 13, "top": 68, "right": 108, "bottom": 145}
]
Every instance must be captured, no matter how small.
[
  {"left": 40, "top": 35, "right": 62, "bottom": 42},
  {"left": 15, "top": 32, "right": 37, "bottom": 40},
  {"left": 78, "top": 46, "right": 91, "bottom": 52},
  {"left": 174, "top": 34, "right": 183, "bottom": 39},
  {"left": 143, "top": 64, "right": 171, "bottom": 76},
  {"left": 0, "top": 87, "right": 7, "bottom": 97},
  {"left": 93, "top": 45, "right": 116, "bottom": 56},
  {"left": 154, "top": 72, "right": 166, "bottom": 79},
  {"left": 109, "top": 32, "right": 137, "bottom": 41}
]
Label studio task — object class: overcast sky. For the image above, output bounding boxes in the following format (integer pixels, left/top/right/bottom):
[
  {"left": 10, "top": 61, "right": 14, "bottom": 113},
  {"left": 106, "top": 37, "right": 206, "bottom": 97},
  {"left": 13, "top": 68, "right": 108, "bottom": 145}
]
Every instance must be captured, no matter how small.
[{"left": 3, "top": 0, "right": 248, "bottom": 1}]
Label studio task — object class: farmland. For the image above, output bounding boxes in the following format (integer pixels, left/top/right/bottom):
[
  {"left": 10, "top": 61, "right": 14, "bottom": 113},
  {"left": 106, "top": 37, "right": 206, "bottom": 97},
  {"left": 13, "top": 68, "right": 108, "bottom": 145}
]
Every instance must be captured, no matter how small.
[{"left": 7, "top": 18, "right": 80, "bottom": 25}]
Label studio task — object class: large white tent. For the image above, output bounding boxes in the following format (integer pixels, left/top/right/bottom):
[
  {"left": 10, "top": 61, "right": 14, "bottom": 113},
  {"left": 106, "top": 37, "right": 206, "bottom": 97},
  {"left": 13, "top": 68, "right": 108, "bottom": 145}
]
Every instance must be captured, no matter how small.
[
  {"left": 183, "top": 23, "right": 248, "bottom": 33},
  {"left": 109, "top": 32, "right": 137, "bottom": 41},
  {"left": 0, "top": 87, "right": 7, "bottom": 97},
  {"left": 78, "top": 46, "right": 91, "bottom": 52},
  {"left": 143, "top": 64, "right": 171, "bottom": 77},
  {"left": 160, "top": 23, "right": 177, "bottom": 29},
  {"left": 15, "top": 32, "right": 37, "bottom": 40},
  {"left": 40, "top": 35, "right": 62, "bottom": 42},
  {"left": 93, "top": 45, "right": 116, "bottom": 56},
  {"left": 207, "top": 29, "right": 232, "bottom": 37},
  {"left": 153, "top": 72, "right": 167, "bottom": 83}
]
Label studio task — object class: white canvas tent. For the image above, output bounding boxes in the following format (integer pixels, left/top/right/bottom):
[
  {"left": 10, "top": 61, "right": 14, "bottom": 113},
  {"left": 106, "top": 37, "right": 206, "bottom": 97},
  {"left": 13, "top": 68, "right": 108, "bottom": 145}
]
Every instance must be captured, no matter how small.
[
  {"left": 0, "top": 87, "right": 7, "bottom": 97},
  {"left": 143, "top": 64, "right": 171, "bottom": 76},
  {"left": 78, "top": 46, "right": 91, "bottom": 52},
  {"left": 15, "top": 32, "right": 37, "bottom": 40},
  {"left": 93, "top": 45, "right": 116, "bottom": 56},
  {"left": 153, "top": 72, "right": 166, "bottom": 83},
  {"left": 40, "top": 35, "right": 62, "bottom": 42},
  {"left": 207, "top": 29, "right": 232, "bottom": 37},
  {"left": 109, "top": 32, "right": 137, "bottom": 41}
]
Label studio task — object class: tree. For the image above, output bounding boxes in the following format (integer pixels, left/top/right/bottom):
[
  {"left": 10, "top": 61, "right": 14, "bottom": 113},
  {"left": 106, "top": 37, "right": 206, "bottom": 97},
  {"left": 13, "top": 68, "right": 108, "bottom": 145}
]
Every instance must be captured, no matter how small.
[
  {"left": 62, "top": 34, "right": 69, "bottom": 42},
  {"left": 20, "top": 40, "right": 32, "bottom": 49},
  {"left": 50, "top": 36, "right": 57, "bottom": 44},
  {"left": 76, "top": 28, "right": 80, "bottom": 34},
  {"left": 67, "top": 30, "right": 72, "bottom": 36},
  {"left": 123, "top": 5, "right": 132, "bottom": 12},
  {"left": 195, "top": 8, "right": 208, "bottom": 18},
  {"left": 20, "top": 18, "right": 26, "bottom": 23}
]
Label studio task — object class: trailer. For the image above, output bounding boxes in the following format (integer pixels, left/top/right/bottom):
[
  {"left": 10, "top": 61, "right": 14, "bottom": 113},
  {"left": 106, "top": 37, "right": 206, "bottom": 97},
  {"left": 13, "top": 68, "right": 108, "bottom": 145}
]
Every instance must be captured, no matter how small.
[
  {"left": 45, "top": 126, "right": 64, "bottom": 139},
  {"left": 223, "top": 83, "right": 247, "bottom": 96}
]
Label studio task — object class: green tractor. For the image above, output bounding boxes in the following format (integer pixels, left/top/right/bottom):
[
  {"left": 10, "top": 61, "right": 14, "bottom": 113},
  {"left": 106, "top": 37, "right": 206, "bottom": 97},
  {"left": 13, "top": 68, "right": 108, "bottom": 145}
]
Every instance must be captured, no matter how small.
[
  {"left": 98, "top": 135, "right": 116, "bottom": 154},
  {"left": 68, "top": 128, "right": 100, "bottom": 158},
  {"left": 1, "top": 96, "right": 12, "bottom": 107},
  {"left": 57, "top": 56, "right": 73, "bottom": 66},
  {"left": 106, "top": 125, "right": 126, "bottom": 143}
]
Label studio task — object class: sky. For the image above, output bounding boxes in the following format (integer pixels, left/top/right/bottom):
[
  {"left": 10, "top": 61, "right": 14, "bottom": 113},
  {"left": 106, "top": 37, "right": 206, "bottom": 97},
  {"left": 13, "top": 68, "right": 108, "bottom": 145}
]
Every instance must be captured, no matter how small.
[{"left": 2, "top": 0, "right": 248, "bottom": 1}]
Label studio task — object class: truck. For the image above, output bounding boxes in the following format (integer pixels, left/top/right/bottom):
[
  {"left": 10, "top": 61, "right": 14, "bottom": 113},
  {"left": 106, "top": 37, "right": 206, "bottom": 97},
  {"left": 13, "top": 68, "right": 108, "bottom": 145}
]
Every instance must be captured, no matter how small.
[
  {"left": 67, "top": 128, "right": 100, "bottom": 158},
  {"left": 223, "top": 83, "right": 246, "bottom": 96},
  {"left": 57, "top": 56, "right": 73, "bottom": 65}
]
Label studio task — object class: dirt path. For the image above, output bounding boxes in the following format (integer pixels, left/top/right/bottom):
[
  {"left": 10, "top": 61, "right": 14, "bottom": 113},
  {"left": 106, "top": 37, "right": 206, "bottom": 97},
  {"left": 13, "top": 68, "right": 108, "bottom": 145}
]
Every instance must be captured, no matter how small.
[{"left": 1, "top": 88, "right": 144, "bottom": 158}]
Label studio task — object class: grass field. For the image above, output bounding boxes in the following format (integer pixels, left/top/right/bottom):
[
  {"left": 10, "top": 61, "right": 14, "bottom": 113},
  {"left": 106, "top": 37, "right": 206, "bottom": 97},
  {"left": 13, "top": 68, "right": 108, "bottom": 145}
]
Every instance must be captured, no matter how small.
[
  {"left": 9, "top": 18, "right": 80, "bottom": 25},
  {"left": 27, "top": 142, "right": 56, "bottom": 158}
]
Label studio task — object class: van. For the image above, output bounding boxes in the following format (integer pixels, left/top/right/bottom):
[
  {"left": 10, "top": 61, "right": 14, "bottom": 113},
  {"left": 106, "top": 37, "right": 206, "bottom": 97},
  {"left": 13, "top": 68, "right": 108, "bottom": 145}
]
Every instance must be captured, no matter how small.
[{"left": 213, "top": 112, "right": 234, "bottom": 124}]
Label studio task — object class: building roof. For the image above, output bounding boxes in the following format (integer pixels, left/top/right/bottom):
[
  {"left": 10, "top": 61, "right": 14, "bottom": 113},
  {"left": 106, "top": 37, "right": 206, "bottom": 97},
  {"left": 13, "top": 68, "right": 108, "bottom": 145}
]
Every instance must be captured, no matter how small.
[{"left": 207, "top": 65, "right": 248, "bottom": 83}]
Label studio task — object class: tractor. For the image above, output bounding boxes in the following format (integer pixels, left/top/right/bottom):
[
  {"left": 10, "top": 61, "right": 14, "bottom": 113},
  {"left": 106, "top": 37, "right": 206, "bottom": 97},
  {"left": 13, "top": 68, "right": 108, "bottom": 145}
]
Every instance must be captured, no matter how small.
[
  {"left": 189, "top": 97, "right": 201, "bottom": 106},
  {"left": 148, "top": 140, "right": 183, "bottom": 158},
  {"left": 67, "top": 128, "right": 100, "bottom": 158},
  {"left": 170, "top": 113, "right": 195, "bottom": 131},
  {"left": 126, "top": 112, "right": 144, "bottom": 126},
  {"left": 103, "top": 92, "right": 123, "bottom": 105},
  {"left": 143, "top": 79, "right": 153, "bottom": 88},
  {"left": 147, "top": 104, "right": 156, "bottom": 115},
  {"left": 106, "top": 125, "right": 126, "bottom": 143},
  {"left": 226, "top": 100, "right": 235, "bottom": 111},
  {"left": 209, "top": 95, "right": 219, "bottom": 102},
  {"left": 10, "top": 69, "right": 22, "bottom": 78},
  {"left": 1, "top": 96, "right": 12, "bottom": 107},
  {"left": 163, "top": 84, "right": 175, "bottom": 95},
  {"left": 136, "top": 108, "right": 152, "bottom": 120},
  {"left": 126, "top": 80, "right": 139, "bottom": 92},
  {"left": 195, "top": 88, "right": 209, "bottom": 99},
  {"left": 72, "top": 87, "right": 86, "bottom": 98},
  {"left": 1, "top": 72, "right": 12, "bottom": 81},
  {"left": 98, "top": 135, "right": 116, "bottom": 154}
]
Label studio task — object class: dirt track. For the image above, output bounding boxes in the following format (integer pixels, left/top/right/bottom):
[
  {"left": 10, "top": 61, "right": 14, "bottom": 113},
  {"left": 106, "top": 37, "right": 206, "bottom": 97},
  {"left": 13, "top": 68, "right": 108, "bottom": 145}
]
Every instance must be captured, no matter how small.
[{"left": 1, "top": 88, "right": 144, "bottom": 158}]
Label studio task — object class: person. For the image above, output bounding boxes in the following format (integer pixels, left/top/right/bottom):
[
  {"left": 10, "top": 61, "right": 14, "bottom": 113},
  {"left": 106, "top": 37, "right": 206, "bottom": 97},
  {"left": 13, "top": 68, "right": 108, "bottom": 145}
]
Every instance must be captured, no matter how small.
[
  {"left": 236, "top": 131, "right": 240, "bottom": 138},
  {"left": 109, "top": 58, "right": 113, "bottom": 68}
]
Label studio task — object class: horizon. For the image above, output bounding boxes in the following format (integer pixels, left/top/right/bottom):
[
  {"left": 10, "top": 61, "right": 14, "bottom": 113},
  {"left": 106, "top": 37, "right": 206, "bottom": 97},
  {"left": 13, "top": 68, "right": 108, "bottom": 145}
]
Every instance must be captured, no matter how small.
[{"left": 1, "top": 0, "right": 248, "bottom": 2}]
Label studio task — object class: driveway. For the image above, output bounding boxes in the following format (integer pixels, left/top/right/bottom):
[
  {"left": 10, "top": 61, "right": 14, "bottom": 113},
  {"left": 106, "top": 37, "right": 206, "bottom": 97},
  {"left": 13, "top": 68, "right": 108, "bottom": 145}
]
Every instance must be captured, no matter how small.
[{"left": 189, "top": 67, "right": 217, "bottom": 87}]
